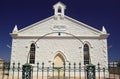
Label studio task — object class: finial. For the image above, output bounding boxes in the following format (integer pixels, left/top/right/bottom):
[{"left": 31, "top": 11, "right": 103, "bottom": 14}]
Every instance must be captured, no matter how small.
[
  {"left": 102, "top": 26, "right": 107, "bottom": 34},
  {"left": 12, "top": 25, "right": 18, "bottom": 33}
]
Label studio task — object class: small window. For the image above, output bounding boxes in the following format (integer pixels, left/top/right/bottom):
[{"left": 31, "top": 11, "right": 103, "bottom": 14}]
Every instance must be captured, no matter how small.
[
  {"left": 29, "top": 43, "right": 35, "bottom": 64},
  {"left": 58, "top": 8, "right": 61, "bottom": 13}
]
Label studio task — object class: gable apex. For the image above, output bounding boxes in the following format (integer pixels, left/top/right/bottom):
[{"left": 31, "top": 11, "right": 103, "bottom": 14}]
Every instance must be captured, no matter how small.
[
  {"left": 53, "top": 2, "right": 66, "bottom": 9},
  {"left": 53, "top": 2, "right": 66, "bottom": 17}
]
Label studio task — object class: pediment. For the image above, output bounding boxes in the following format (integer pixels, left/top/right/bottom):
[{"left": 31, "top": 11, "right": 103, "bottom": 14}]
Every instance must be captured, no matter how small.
[{"left": 10, "top": 15, "right": 109, "bottom": 38}]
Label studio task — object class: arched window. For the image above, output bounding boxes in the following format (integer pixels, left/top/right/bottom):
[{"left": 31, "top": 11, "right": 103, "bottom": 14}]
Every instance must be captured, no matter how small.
[
  {"left": 84, "top": 44, "right": 90, "bottom": 65},
  {"left": 29, "top": 43, "right": 35, "bottom": 64},
  {"left": 58, "top": 6, "right": 62, "bottom": 13}
]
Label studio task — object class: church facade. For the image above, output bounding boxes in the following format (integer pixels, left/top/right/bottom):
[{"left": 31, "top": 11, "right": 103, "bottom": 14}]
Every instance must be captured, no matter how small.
[{"left": 10, "top": 2, "right": 109, "bottom": 69}]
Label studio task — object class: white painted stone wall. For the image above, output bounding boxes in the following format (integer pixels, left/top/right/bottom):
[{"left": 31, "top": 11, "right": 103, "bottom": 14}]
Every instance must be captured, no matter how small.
[
  {"left": 10, "top": 2, "right": 109, "bottom": 70},
  {"left": 10, "top": 37, "right": 108, "bottom": 68}
]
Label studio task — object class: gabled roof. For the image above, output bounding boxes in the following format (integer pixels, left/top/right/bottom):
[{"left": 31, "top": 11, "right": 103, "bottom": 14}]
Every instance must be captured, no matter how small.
[
  {"left": 16, "top": 15, "right": 107, "bottom": 34},
  {"left": 10, "top": 2, "right": 109, "bottom": 39},
  {"left": 53, "top": 1, "right": 66, "bottom": 9}
]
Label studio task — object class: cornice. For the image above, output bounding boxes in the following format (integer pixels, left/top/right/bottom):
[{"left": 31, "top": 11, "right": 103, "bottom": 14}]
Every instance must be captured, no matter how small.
[{"left": 10, "top": 34, "right": 108, "bottom": 39}]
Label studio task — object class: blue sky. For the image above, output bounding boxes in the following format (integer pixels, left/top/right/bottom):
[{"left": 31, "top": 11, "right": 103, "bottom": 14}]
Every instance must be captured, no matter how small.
[{"left": 0, "top": 0, "right": 120, "bottom": 62}]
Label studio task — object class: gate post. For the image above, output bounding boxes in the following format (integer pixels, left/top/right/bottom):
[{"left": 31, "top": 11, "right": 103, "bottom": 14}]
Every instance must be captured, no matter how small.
[
  {"left": 22, "top": 63, "right": 32, "bottom": 79},
  {"left": 86, "top": 64, "right": 95, "bottom": 79}
]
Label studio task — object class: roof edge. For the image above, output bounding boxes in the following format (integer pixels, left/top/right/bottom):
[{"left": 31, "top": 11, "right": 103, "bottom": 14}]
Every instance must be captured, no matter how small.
[
  {"left": 64, "top": 15, "right": 108, "bottom": 34},
  {"left": 13, "top": 15, "right": 109, "bottom": 36},
  {"left": 18, "top": 15, "right": 54, "bottom": 33}
]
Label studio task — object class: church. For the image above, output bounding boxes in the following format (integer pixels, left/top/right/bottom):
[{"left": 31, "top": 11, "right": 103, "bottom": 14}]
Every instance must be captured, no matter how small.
[{"left": 10, "top": 2, "right": 109, "bottom": 69}]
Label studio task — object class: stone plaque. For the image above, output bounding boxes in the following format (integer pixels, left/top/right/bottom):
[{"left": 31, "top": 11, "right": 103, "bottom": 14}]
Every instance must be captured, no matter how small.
[{"left": 51, "top": 25, "right": 66, "bottom": 31}]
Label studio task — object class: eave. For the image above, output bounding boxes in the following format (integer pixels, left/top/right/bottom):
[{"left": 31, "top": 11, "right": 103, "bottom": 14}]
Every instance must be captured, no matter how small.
[{"left": 10, "top": 34, "right": 109, "bottom": 39}]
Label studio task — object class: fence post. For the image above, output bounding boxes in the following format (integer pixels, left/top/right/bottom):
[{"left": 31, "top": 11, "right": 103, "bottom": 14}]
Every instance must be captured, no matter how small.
[
  {"left": 79, "top": 62, "right": 81, "bottom": 79},
  {"left": 52, "top": 63, "right": 54, "bottom": 79},
  {"left": 87, "top": 64, "right": 96, "bottom": 79},
  {"left": 97, "top": 63, "right": 100, "bottom": 79},
  {"left": 22, "top": 63, "right": 32, "bottom": 79},
  {"left": 74, "top": 63, "right": 76, "bottom": 79},
  {"left": 47, "top": 67, "right": 49, "bottom": 79},
  {"left": 63, "top": 62, "right": 66, "bottom": 79},
  {"left": 42, "top": 62, "right": 44, "bottom": 79},
  {"left": 69, "top": 63, "right": 71, "bottom": 79},
  {"left": 12, "top": 62, "right": 15, "bottom": 79},
  {"left": 37, "top": 62, "right": 39, "bottom": 79},
  {"left": 103, "top": 68, "right": 105, "bottom": 79},
  {"left": 17, "top": 62, "right": 20, "bottom": 79}
]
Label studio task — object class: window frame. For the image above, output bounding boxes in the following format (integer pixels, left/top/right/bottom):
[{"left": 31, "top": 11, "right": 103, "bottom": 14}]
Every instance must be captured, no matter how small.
[
  {"left": 29, "top": 43, "right": 36, "bottom": 64},
  {"left": 84, "top": 44, "right": 90, "bottom": 65}
]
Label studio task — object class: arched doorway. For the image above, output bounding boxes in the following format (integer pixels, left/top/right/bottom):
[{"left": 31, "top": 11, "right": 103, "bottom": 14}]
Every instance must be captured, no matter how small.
[{"left": 53, "top": 51, "right": 65, "bottom": 77}]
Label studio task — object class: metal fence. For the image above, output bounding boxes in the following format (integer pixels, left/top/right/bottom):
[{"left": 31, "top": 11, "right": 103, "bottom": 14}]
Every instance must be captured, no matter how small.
[{"left": 0, "top": 62, "right": 120, "bottom": 79}]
